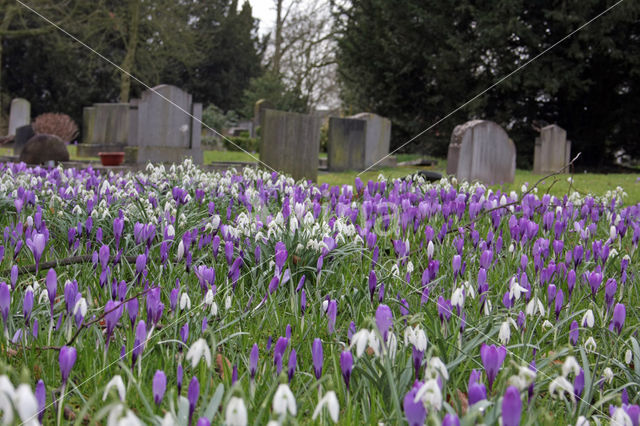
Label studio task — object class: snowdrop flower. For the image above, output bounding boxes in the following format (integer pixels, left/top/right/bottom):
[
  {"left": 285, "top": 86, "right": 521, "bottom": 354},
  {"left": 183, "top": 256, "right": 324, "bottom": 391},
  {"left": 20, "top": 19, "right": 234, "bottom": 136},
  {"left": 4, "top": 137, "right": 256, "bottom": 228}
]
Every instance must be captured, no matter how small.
[
  {"left": 414, "top": 379, "right": 442, "bottom": 411},
  {"left": 14, "top": 384, "right": 39, "bottom": 426},
  {"left": 526, "top": 297, "right": 545, "bottom": 317},
  {"left": 204, "top": 289, "right": 214, "bottom": 306},
  {"left": 427, "top": 241, "right": 434, "bottom": 259},
  {"left": 499, "top": 321, "right": 511, "bottom": 345},
  {"left": 625, "top": 349, "right": 633, "bottom": 365},
  {"left": 576, "top": 416, "right": 590, "bottom": 426},
  {"left": 425, "top": 357, "right": 449, "bottom": 380},
  {"left": 548, "top": 376, "right": 575, "bottom": 402},
  {"left": 603, "top": 367, "right": 614, "bottom": 384},
  {"left": 272, "top": 384, "right": 296, "bottom": 417},
  {"left": 507, "top": 365, "right": 537, "bottom": 391},
  {"left": 211, "top": 302, "right": 218, "bottom": 316},
  {"left": 451, "top": 287, "right": 464, "bottom": 310},
  {"left": 322, "top": 300, "right": 329, "bottom": 313},
  {"left": 386, "top": 332, "right": 398, "bottom": 360},
  {"left": 103, "top": 375, "right": 126, "bottom": 401},
  {"left": 312, "top": 391, "right": 339, "bottom": 423},
  {"left": 176, "top": 240, "right": 185, "bottom": 261},
  {"left": 582, "top": 310, "right": 594, "bottom": 328},
  {"left": 106, "top": 403, "right": 144, "bottom": 426},
  {"left": 404, "top": 326, "right": 427, "bottom": 351},
  {"left": 225, "top": 397, "right": 248, "bottom": 426},
  {"left": 611, "top": 408, "right": 633, "bottom": 426},
  {"left": 74, "top": 297, "right": 88, "bottom": 317},
  {"left": 165, "top": 225, "right": 175, "bottom": 238},
  {"left": 542, "top": 320, "right": 554, "bottom": 329},
  {"left": 585, "top": 337, "right": 597, "bottom": 352},
  {"left": 180, "top": 293, "right": 191, "bottom": 311},
  {"left": 225, "top": 296, "right": 232, "bottom": 310},
  {"left": 350, "top": 329, "right": 371, "bottom": 357},
  {"left": 484, "top": 299, "right": 493, "bottom": 316},
  {"left": 186, "top": 339, "right": 212, "bottom": 369},
  {"left": 562, "top": 356, "right": 580, "bottom": 378},
  {"left": 509, "top": 281, "right": 528, "bottom": 301}
]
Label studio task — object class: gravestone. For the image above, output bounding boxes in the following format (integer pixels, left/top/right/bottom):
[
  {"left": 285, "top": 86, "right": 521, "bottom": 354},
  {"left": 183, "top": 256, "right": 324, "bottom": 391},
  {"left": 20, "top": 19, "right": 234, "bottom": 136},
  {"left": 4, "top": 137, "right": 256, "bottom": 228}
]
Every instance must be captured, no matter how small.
[
  {"left": 446, "top": 120, "right": 515, "bottom": 184},
  {"left": 327, "top": 113, "right": 392, "bottom": 172},
  {"left": 13, "top": 124, "right": 35, "bottom": 156},
  {"left": 8, "top": 98, "right": 30, "bottom": 136},
  {"left": 533, "top": 124, "right": 571, "bottom": 174},
  {"left": 77, "top": 103, "right": 131, "bottom": 156},
  {"left": 135, "top": 84, "right": 203, "bottom": 164},
  {"left": 260, "top": 109, "right": 321, "bottom": 181},
  {"left": 252, "top": 99, "right": 274, "bottom": 138}
]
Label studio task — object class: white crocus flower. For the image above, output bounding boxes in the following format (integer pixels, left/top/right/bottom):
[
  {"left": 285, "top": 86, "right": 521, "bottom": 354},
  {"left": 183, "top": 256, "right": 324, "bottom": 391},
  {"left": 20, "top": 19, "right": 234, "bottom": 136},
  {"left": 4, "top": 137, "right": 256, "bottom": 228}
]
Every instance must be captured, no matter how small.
[
  {"left": 585, "top": 337, "right": 597, "bottom": 352},
  {"left": 180, "top": 293, "right": 191, "bottom": 311},
  {"left": 425, "top": 357, "right": 449, "bottom": 381},
  {"left": 562, "top": 356, "right": 580, "bottom": 378},
  {"left": 103, "top": 375, "right": 126, "bottom": 401},
  {"left": 225, "top": 397, "right": 248, "bottom": 426},
  {"left": 427, "top": 241, "right": 434, "bottom": 258},
  {"left": 499, "top": 321, "right": 511, "bottom": 345},
  {"left": 14, "top": 384, "right": 39, "bottom": 426},
  {"left": 186, "top": 339, "right": 212, "bottom": 369},
  {"left": 549, "top": 376, "right": 575, "bottom": 402},
  {"left": 312, "top": 391, "right": 339, "bottom": 423},
  {"left": 272, "top": 384, "right": 297, "bottom": 417},
  {"left": 414, "top": 379, "right": 442, "bottom": 411},
  {"left": 165, "top": 224, "right": 175, "bottom": 238},
  {"left": 74, "top": 297, "right": 88, "bottom": 317},
  {"left": 582, "top": 310, "right": 594, "bottom": 328}
]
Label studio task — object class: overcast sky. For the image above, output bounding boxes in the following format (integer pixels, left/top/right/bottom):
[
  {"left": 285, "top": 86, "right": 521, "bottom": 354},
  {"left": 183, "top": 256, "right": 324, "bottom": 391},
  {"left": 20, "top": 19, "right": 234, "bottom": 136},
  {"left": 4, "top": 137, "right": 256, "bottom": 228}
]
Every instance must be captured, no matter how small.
[{"left": 247, "top": 0, "right": 277, "bottom": 35}]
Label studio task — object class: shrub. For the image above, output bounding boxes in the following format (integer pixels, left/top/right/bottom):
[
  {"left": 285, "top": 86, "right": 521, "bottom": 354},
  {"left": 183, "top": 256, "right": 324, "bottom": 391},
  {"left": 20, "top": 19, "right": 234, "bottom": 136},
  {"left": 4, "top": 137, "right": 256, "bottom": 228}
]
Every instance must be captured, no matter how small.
[
  {"left": 224, "top": 136, "right": 259, "bottom": 153},
  {"left": 33, "top": 113, "right": 79, "bottom": 143}
]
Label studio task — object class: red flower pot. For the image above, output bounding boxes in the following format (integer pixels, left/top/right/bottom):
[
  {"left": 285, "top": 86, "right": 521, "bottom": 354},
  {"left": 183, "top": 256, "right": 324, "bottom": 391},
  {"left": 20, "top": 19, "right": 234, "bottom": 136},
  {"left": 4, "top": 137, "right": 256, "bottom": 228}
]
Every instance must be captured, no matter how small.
[{"left": 98, "top": 152, "right": 125, "bottom": 166}]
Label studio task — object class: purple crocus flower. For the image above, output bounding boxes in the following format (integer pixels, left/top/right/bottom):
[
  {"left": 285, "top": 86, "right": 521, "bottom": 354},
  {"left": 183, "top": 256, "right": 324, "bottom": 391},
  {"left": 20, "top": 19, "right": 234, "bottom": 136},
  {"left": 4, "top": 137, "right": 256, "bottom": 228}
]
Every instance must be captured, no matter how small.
[
  {"left": 99, "top": 244, "right": 110, "bottom": 271},
  {"left": 10, "top": 265, "right": 18, "bottom": 289},
  {"left": 480, "top": 343, "right": 507, "bottom": 391},
  {"left": 288, "top": 349, "right": 297, "bottom": 382},
  {"left": 300, "top": 289, "right": 306, "bottom": 315},
  {"left": 113, "top": 217, "right": 124, "bottom": 250},
  {"left": 250, "top": 343, "right": 259, "bottom": 380},
  {"left": 0, "top": 282, "right": 10, "bottom": 327},
  {"left": 501, "top": 386, "right": 522, "bottom": 426},
  {"left": 46, "top": 268, "right": 57, "bottom": 316},
  {"left": 369, "top": 270, "right": 377, "bottom": 301},
  {"left": 132, "top": 320, "right": 147, "bottom": 367},
  {"left": 177, "top": 364, "right": 183, "bottom": 394},
  {"left": 104, "top": 300, "right": 123, "bottom": 351},
  {"left": 23, "top": 289, "right": 34, "bottom": 325},
  {"left": 232, "top": 364, "right": 238, "bottom": 385},
  {"left": 188, "top": 377, "right": 200, "bottom": 426},
  {"left": 36, "top": 379, "right": 45, "bottom": 423},
  {"left": 59, "top": 346, "right": 77, "bottom": 385},
  {"left": 554, "top": 289, "right": 564, "bottom": 320},
  {"left": 153, "top": 370, "right": 167, "bottom": 405},
  {"left": 569, "top": 321, "right": 579, "bottom": 346},
  {"left": 26, "top": 233, "right": 46, "bottom": 273},
  {"left": 469, "top": 381, "right": 487, "bottom": 405},
  {"left": 375, "top": 304, "right": 393, "bottom": 342},
  {"left": 403, "top": 380, "right": 426, "bottom": 426},
  {"left": 327, "top": 299, "right": 337, "bottom": 334},
  {"left": 196, "top": 418, "right": 210, "bottom": 426},
  {"left": 605, "top": 278, "right": 617, "bottom": 311},
  {"left": 574, "top": 368, "right": 584, "bottom": 399},
  {"left": 443, "top": 414, "right": 460, "bottom": 426},
  {"left": 340, "top": 350, "right": 353, "bottom": 391},
  {"left": 312, "top": 338, "right": 323, "bottom": 380},
  {"left": 611, "top": 303, "right": 626, "bottom": 334}
]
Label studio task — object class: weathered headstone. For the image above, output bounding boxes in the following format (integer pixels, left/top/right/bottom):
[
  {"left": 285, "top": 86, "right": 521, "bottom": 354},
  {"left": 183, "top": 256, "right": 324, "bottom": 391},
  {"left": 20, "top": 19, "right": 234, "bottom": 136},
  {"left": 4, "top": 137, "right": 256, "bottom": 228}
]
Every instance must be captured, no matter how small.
[
  {"left": 533, "top": 124, "right": 571, "bottom": 174},
  {"left": 260, "top": 109, "right": 321, "bottom": 181},
  {"left": 350, "top": 112, "right": 392, "bottom": 168},
  {"left": 327, "top": 113, "right": 393, "bottom": 171},
  {"left": 13, "top": 124, "right": 35, "bottom": 156},
  {"left": 446, "top": 120, "right": 515, "bottom": 184},
  {"left": 135, "top": 84, "right": 203, "bottom": 164},
  {"left": 327, "top": 117, "right": 367, "bottom": 171},
  {"left": 252, "top": 99, "right": 274, "bottom": 138},
  {"left": 78, "top": 103, "right": 131, "bottom": 156},
  {"left": 8, "top": 98, "right": 30, "bottom": 136}
]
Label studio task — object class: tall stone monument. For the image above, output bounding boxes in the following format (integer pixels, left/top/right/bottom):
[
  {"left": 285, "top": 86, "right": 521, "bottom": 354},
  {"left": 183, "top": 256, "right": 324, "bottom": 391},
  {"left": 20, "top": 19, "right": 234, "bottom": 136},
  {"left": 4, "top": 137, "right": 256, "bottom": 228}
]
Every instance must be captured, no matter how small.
[
  {"left": 260, "top": 109, "right": 321, "bottom": 181},
  {"left": 77, "top": 103, "right": 132, "bottom": 157},
  {"left": 533, "top": 124, "right": 571, "bottom": 174},
  {"left": 8, "top": 98, "right": 30, "bottom": 136},
  {"left": 446, "top": 120, "right": 515, "bottom": 185}
]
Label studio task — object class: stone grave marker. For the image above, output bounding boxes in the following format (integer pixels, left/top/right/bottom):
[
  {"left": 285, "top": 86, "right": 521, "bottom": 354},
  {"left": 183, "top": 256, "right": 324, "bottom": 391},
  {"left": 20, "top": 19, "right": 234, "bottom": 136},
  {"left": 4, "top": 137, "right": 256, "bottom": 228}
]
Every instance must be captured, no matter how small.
[
  {"left": 78, "top": 103, "right": 131, "bottom": 156},
  {"left": 135, "top": 84, "right": 203, "bottom": 164},
  {"left": 446, "top": 120, "right": 515, "bottom": 184},
  {"left": 8, "top": 98, "right": 30, "bottom": 136},
  {"left": 351, "top": 112, "right": 392, "bottom": 169},
  {"left": 260, "top": 109, "right": 321, "bottom": 181},
  {"left": 533, "top": 124, "right": 571, "bottom": 174}
]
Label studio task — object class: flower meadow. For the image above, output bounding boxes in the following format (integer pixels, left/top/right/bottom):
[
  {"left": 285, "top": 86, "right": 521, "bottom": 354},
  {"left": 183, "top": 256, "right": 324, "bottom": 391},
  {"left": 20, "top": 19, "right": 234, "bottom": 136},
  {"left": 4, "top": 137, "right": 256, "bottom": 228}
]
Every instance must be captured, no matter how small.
[{"left": 0, "top": 159, "right": 638, "bottom": 426}]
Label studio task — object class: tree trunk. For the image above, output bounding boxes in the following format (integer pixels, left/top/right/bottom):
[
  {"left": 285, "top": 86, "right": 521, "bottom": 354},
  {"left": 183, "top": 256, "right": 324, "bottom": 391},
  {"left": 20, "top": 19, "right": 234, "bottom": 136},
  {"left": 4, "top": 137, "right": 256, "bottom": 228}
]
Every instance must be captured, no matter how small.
[
  {"left": 273, "top": 0, "right": 283, "bottom": 74},
  {"left": 119, "top": 0, "right": 140, "bottom": 103}
]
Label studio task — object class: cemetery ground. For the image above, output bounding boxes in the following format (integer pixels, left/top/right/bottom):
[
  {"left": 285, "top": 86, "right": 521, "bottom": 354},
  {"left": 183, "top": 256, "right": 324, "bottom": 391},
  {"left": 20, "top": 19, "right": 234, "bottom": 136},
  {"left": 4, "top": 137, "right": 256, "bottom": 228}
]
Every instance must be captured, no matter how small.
[{"left": 0, "top": 157, "right": 638, "bottom": 425}]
